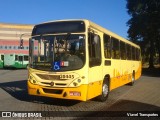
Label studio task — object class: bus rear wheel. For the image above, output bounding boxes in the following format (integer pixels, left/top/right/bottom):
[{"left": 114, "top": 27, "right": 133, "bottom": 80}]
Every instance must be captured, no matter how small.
[
  {"left": 129, "top": 72, "right": 135, "bottom": 86},
  {"left": 97, "top": 79, "right": 109, "bottom": 102}
]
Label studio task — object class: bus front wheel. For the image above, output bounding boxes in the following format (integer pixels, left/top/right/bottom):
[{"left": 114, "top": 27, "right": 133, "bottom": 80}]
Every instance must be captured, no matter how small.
[{"left": 97, "top": 79, "right": 109, "bottom": 102}]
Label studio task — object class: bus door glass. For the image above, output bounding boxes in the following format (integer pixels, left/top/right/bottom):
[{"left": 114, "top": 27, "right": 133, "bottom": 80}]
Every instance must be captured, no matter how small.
[{"left": 88, "top": 31, "right": 102, "bottom": 97}]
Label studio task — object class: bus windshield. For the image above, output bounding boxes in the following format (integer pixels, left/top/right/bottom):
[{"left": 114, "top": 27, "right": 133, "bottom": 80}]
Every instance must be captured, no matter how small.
[{"left": 30, "top": 34, "right": 85, "bottom": 71}]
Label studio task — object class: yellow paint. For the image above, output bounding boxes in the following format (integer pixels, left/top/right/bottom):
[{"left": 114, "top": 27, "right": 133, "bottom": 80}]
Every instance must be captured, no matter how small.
[
  {"left": 28, "top": 80, "right": 88, "bottom": 101},
  {"left": 28, "top": 19, "right": 142, "bottom": 101},
  {"left": 87, "top": 80, "right": 102, "bottom": 100},
  {"left": 110, "top": 63, "right": 142, "bottom": 90}
]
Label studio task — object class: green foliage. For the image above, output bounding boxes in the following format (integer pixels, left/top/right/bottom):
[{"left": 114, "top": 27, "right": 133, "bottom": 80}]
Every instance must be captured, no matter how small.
[{"left": 126, "top": 0, "right": 160, "bottom": 68}]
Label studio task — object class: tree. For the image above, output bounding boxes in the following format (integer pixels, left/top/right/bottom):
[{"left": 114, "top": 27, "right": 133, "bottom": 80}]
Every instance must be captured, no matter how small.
[{"left": 126, "top": 0, "right": 160, "bottom": 68}]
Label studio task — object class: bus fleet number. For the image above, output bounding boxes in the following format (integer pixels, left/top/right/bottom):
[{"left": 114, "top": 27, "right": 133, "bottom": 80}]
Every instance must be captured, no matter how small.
[{"left": 60, "top": 75, "right": 74, "bottom": 79}]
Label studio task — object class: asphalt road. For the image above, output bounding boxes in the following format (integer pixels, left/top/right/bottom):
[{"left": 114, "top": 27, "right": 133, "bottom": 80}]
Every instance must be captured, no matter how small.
[{"left": 0, "top": 69, "right": 159, "bottom": 120}]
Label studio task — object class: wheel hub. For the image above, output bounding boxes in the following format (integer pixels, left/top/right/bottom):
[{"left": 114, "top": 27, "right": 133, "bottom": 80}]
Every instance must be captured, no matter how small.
[{"left": 103, "top": 84, "right": 108, "bottom": 97}]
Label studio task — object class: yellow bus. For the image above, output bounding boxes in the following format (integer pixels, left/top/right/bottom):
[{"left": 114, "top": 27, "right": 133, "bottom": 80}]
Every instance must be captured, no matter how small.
[{"left": 28, "top": 19, "right": 141, "bottom": 102}]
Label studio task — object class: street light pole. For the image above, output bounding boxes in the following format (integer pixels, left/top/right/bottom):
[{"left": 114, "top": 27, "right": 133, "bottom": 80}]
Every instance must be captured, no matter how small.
[
  {"left": 19, "top": 33, "right": 31, "bottom": 49},
  {"left": 19, "top": 34, "right": 24, "bottom": 49}
]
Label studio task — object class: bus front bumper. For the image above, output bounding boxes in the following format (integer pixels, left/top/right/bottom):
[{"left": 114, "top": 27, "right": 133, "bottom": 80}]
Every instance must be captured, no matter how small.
[{"left": 27, "top": 81, "right": 88, "bottom": 101}]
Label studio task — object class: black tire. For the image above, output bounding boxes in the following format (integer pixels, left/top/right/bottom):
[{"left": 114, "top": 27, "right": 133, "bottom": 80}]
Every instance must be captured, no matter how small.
[
  {"left": 129, "top": 72, "right": 135, "bottom": 86},
  {"left": 26, "top": 64, "right": 29, "bottom": 69},
  {"left": 97, "top": 79, "right": 109, "bottom": 102}
]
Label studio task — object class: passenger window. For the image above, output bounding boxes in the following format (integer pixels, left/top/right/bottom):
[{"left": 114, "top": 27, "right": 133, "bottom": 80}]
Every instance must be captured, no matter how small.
[
  {"left": 136, "top": 48, "right": 141, "bottom": 61},
  {"left": 132, "top": 46, "right": 136, "bottom": 60},
  {"left": 15, "top": 55, "right": 18, "bottom": 61},
  {"left": 1, "top": 55, "right": 4, "bottom": 60},
  {"left": 103, "top": 34, "right": 111, "bottom": 58},
  {"left": 120, "top": 41, "right": 126, "bottom": 60},
  {"left": 112, "top": 38, "right": 120, "bottom": 59},
  {"left": 24, "top": 56, "right": 29, "bottom": 61},
  {"left": 88, "top": 32, "right": 101, "bottom": 67},
  {"left": 19, "top": 56, "right": 23, "bottom": 61},
  {"left": 126, "top": 44, "right": 132, "bottom": 60}
]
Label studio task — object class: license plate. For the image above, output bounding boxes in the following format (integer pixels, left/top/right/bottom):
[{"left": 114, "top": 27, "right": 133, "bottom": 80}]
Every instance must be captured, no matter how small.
[{"left": 69, "top": 91, "right": 81, "bottom": 96}]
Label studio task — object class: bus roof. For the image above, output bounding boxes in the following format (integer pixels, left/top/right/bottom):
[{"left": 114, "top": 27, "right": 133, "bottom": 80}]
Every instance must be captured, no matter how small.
[{"left": 35, "top": 19, "right": 140, "bottom": 48}]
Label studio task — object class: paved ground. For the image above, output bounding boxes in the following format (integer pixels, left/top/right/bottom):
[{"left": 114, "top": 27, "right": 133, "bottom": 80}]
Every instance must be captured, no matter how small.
[{"left": 0, "top": 69, "right": 159, "bottom": 120}]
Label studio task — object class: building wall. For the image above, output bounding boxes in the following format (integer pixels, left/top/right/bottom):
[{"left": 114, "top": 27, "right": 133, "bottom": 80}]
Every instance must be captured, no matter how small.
[{"left": 0, "top": 23, "right": 33, "bottom": 54}]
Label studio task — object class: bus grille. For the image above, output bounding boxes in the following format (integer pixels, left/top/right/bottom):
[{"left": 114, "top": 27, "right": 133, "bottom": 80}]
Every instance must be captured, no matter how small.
[
  {"left": 41, "top": 82, "right": 67, "bottom": 86},
  {"left": 43, "top": 88, "right": 63, "bottom": 94},
  {"left": 36, "top": 74, "right": 61, "bottom": 80}
]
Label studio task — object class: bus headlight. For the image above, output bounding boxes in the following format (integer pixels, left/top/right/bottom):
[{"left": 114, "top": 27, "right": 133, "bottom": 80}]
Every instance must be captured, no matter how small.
[
  {"left": 69, "top": 78, "right": 82, "bottom": 87},
  {"left": 73, "top": 82, "right": 78, "bottom": 86},
  {"left": 77, "top": 79, "right": 81, "bottom": 83},
  {"left": 29, "top": 75, "right": 38, "bottom": 85}
]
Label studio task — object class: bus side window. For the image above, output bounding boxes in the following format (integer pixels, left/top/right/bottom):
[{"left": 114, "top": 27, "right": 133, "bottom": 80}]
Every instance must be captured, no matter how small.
[
  {"left": 88, "top": 32, "right": 101, "bottom": 67},
  {"left": 120, "top": 41, "right": 126, "bottom": 60},
  {"left": 103, "top": 34, "right": 111, "bottom": 58},
  {"left": 132, "top": 46, "right": 136, "bottom": 60},
  {"left": 15, "top": 55, "right": 18, "bottom": 61},
  {"left": 24, "top": 55, "right": 29, "bottom": 61},
  {"left": 19, "top": 56, "right": 23, "bottom": 61},
  {"left": 126, "top": 44, "right": 132, "bottom": 60},
  {"left": 112, "top": 38, "right": 120, "bottom": 59},
  {"left": 136, "top": 48, "right": 140, "bottom": 61},
  {"left": 1, "top": 55, "right": 4, "bottom": 60}
]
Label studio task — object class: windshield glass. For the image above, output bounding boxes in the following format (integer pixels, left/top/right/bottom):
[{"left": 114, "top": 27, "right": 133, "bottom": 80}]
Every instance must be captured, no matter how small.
[{"left": 30, "top": 34, "right": 85, "bottom": 71}]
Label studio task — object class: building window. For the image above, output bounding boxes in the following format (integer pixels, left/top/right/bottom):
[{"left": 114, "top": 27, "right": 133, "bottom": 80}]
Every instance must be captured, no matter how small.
[{"left": 13, "top": 46, "right": 16, "bottom": 49}]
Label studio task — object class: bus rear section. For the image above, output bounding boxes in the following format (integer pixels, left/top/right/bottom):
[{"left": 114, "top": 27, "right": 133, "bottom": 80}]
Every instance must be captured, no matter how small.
[
  {"left": 4, "top": 54, "right": 29, "bottom": 68},
  {"left": 4, "top": 54, "right": 15, "bottom": 68}
]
